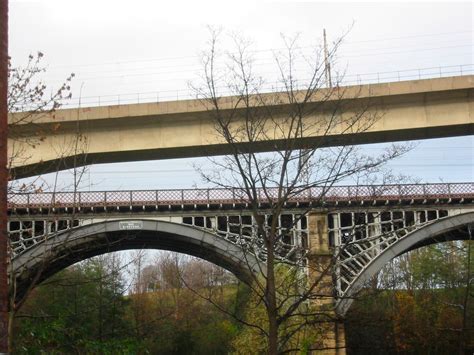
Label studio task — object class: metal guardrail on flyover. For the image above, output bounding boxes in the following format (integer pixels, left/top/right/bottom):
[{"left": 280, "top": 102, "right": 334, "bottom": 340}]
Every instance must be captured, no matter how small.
[
  {"left": 7, "top": 183, "right": 474, "bottom": 209},
  {"left": 25, "top": 63, "right": 473, "bottom": 110}
]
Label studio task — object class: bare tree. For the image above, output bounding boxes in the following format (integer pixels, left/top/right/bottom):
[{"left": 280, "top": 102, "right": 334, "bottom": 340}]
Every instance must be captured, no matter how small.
[
  {"left": 190, "top": 29, "right": 411, "bottom": 353},
  {"left": 5, "top": 53, "right": 92, "bottom": 350},
  {"left": 7, "top": 52, "right": 75, "bottom": 185}
]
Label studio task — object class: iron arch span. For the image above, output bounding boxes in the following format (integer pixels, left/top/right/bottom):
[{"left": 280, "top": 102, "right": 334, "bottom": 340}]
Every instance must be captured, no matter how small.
[
  {"left": 336, "top": 211, "right": 474, "bottom": 316},
  {"left": 11, "top": 219, "right": 262, "bottom": 302}
]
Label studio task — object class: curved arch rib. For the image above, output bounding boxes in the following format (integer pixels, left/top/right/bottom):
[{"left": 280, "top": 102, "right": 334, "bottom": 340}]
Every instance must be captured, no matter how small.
[
  {"left": 336, "top": 211, "right": 474, "bottom": 316},
  {"left": 12, "top": 219, "right": 262, "bottom": 301}
]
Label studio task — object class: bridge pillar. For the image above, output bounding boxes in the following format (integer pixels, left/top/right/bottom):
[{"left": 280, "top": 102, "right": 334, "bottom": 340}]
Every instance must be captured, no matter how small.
[{"left": 307, "top": 212, "right": 346, "bottom": 355}]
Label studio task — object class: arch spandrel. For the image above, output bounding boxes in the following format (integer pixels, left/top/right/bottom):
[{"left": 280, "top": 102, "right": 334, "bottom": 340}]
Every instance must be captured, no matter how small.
[
  {"left": 336, "top": 211, "right": 474, "bottom": 315},
  {"left": 12, "top": 219, "right": 262, "bottom": 302}
]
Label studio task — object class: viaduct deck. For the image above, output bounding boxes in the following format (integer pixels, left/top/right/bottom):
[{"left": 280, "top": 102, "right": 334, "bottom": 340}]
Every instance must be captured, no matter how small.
[{"left": 9, "top": 75, "right": 474, "bottom": 178}]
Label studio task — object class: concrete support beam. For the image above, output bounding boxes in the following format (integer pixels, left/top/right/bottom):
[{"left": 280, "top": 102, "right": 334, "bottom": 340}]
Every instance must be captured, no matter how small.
[{"left": 8, "top": 75, "right": 474, "bottom": 178}]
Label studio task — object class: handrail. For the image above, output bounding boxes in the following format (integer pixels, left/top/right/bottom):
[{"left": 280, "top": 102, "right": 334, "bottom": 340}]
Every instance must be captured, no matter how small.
[
  {"left": 10, "top": 64, "right": 474, "bottom": 111},
  {"left": 7, "top": 182, "right": 473, "bottom": 208}
]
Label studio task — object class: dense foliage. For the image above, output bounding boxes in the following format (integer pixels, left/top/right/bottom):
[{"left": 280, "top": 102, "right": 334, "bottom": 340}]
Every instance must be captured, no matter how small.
[
  {"left": 12, "top": 241, "right": 473, "bottom": 354},
  {"left": 346, "top": 241, "right": 473, "bottom": 354},
  {"left": 13, "top": 255, "right": 243, "bottom": 354}
]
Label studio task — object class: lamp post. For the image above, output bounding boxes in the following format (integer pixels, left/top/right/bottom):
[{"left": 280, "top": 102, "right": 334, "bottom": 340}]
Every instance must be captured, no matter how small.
[{"left": 0, "top": 0, "right": 9, "bottom": 352}]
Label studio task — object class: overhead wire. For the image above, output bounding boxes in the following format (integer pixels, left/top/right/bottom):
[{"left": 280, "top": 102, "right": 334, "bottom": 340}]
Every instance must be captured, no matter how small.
[
  {"left": 38, "top": 30, "right": 473, "bottom": 71},
  {"left": 40, "top": 35, "right": 472, "bottom": 77},
  {"left": 10, "top": 31, "right": 473, "bottom": 113},
  {"left": 40, "top": 43, "right": 473, "bottom": 82}
]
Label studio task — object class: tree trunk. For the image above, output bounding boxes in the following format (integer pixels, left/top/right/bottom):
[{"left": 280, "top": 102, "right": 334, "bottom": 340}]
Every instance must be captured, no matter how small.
[
  {"left": 266, "top": 241, "right": 279, "bottom": 355},
  {"left": 6, "top": 309, "right": 12, "bottom": 352},
  {"left": 267, "top": 310, "right": 278, "bottom": 355}
]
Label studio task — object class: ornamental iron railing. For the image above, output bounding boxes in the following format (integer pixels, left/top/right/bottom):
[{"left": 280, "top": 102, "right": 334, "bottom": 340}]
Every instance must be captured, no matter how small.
[{"left": 8, "top": 182, "right": 473, "bottom": 210}]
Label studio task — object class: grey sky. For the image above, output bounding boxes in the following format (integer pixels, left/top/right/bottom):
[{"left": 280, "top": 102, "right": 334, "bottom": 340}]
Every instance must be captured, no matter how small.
[{"left": 9, "top": 0, "right": 473, "bottom": 191}]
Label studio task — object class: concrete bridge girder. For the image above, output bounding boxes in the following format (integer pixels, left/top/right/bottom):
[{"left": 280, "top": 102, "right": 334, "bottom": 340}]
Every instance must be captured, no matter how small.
[{"left": 8, "top": 76, "right": 474, "bottom": 178}]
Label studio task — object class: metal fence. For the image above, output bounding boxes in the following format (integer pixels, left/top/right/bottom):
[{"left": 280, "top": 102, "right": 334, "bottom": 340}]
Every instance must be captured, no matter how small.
[
  {"left": 8, "top": 182, "right": 473, "bottom": 209},
  {"left": 13, "top": 64, "right": 472, "bottom": 111}
]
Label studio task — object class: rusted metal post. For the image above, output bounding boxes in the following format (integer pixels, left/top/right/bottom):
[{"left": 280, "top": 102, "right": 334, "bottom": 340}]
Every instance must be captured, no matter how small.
[{"left": 0, "top": 0, "right": 9, "bottom": 352}]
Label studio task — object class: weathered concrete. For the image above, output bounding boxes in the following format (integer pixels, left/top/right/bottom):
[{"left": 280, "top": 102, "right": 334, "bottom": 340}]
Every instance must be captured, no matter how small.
[{"left": 8, "top": 76, "right": 474, "bottom": 178}]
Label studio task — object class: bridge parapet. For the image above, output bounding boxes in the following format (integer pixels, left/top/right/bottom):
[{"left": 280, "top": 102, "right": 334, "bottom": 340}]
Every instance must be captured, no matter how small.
[{"left": 8, "top": 182, "right": 473, "bottom": 212}]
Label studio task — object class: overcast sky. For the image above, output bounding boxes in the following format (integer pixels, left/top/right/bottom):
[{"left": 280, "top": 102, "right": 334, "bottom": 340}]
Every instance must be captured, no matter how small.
[{"left": 9, "top": 0, "right": 473, "bottom": 191}]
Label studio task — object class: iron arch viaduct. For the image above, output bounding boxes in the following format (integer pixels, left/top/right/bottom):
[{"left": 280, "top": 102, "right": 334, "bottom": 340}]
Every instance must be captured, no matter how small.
[
  {"left": 6, "top": 182, "right": 474, "bottom": 352},
  {"left": 8, "top": 183, "right": 473, "bottom": 308}
]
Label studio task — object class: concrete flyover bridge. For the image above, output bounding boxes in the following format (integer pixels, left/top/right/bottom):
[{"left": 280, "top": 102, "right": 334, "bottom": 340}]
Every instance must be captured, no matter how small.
[
  {"left": 8, "top": 74, "right": 474, "bottom": 179},
  {"left": 7, "top": 182, "right": 474, "bottom": 309}
]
